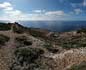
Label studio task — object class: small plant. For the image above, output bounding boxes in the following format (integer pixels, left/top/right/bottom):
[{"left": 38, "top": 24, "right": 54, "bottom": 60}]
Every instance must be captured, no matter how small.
[
  {"left": 13, "top": 27, "right": 24, "bottom": 34},
  {"left": 77, "top": 28, "right": 86, "bottom": 33},
  {"left": 0, "top": 23, "right": 11, "bottom": 31},
  {"left": 16, "top": 36, "right": 27, "bottom": 42},
  {"left": 29, "top": 30, "right": 42, "bottom": 37},
  {"left": 15, "top": 48, "right": 44, "bottom": 64},
  {"left": 11, "top": 47, "right": 45, "bottom": 70},
  {"left": 13, "top": 26, "right": 23, "bottom": 34},
  {"left": 12, "top": 22, "right": 25, "bottom": 34},
  {"left": 69, "top": 61, "right": 86, "bottom": 70},
  {"left": 23, "top": 40, "right": 32, "bottom": 46},
  {"left": 43, "top": 43, "right": 58, "bottom": 53},
  {"left": 15, "top": 36, "right": 32, "bottom": 47},
  {"left": 0, "top": 34, "right": 10, "bottom": 46}
]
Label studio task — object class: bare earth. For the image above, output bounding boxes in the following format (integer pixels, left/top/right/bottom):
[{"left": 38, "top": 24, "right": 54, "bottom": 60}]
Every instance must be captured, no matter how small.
[{"left": 0, "top": 25, "right": 86, "bottom": 70}]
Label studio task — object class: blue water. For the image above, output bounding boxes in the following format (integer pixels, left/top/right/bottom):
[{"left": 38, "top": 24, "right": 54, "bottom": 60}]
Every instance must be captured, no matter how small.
[{"left": 19, "top": 21, "right": 86, "bottom": 32}]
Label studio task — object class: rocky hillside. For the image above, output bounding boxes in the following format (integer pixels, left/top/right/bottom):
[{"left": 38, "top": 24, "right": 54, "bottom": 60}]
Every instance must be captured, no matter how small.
[{"left": 0, "top": 22, "right": 86, "bottom": 70}]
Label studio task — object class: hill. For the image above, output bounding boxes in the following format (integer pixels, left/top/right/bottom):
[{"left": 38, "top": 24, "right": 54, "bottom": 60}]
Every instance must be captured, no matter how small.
[{"left": 0, "top": 22, "right": 86, "bottom": 70}]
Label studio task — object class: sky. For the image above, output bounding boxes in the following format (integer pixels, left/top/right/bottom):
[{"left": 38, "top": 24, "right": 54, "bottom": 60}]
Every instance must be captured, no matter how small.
[{"left": 0, "top": 0, "right": 86, "bottom": 21}]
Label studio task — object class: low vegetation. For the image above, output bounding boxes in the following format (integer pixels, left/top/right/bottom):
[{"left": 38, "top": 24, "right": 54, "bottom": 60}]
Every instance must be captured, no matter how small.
[
  {"left": 15, "top": 36, "right": 32, "bottom": 47},
  {"left": 77, "top": 28, "right": 86, "bottom": 33},
  {"left": 15, "top": 48, "right": 44, "bottom": 63},
  {"left": 63, "top": 37, "right": 86, "bottom": 49},
  {"left": 13, "top": 26, "right": 24, "bottom": 34},
  {"left": 12, "top": 23, "right": 24, "bottom": 34},
  {"left": 10, "top": 47, "right": 44, "bottom": 70},
  {"left": 0, "top": 34, "right": 10, "bottom": 46},
  {"left": 54, "top": 32, "right": 86, "bottom": 49},
  {"left": 29, "top": 29, "right": 44, "bottom": 37},
  {"left": 0, "top": 23, "right": 11, "bottom": 31},
  {"left": 43, "top": 42, "right": 59, "bottom": 53},
  {"left": 68, "top": 61, "right": 86, "bottom": 70}
]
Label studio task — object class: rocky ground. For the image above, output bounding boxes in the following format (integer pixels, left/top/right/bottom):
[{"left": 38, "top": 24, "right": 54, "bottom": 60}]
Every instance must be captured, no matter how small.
[{"left": 0, "top": 22, "right": 86, "bottom": 70}]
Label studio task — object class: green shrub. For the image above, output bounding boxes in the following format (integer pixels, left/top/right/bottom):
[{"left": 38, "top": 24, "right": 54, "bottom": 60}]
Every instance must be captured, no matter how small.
[
  {"left": 29, "top": 30, "right": 42, "bottom": 37},
  {"left": 0, "top": 34, "right": 10, "bottom": 46},
  {"left": 15, "top": 48, "right": 44, "bottom": 64},
  {"left": 23, "top": 40, "right": 32, "bottom": 46},
  {"left": 16, "top": 36, "right": 27, "bottom": 42},
  {"left": 13, "top": 25, "right": 24, "bottom": 34},
  {"left": 43, "top": 43, "right": 58, "bottom": 53},
  {"left": 77, "top": 28, "right": 86, "bottom": 33},
  {"left": 69, "top": 61, "right": 86, "bottom": 70},
  {"left": 0, "top": 23, "right": 11, "bottom": 31},
  {"left": 61, "top": 39, "right": 86, "bottom": 49},
  {"left": 15, "top": 36, "right": 32, "bottom": 46}
]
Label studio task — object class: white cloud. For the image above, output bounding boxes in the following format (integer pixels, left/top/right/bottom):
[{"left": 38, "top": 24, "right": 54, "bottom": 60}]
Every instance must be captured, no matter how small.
[
  {"left": 0, "top": 2, "right": 75, "bottom": 21},
  {"left": 0, "top": 2, "right": 12, "bottom": 9},
  {"left": 4, "top": 7, "right": 13, "bottom": 11},
  {"left": 45, "top": 11, "right": 65, "bottom": 16},
  {"left": 83, "top": 0, "right": 86, "bottom": 6},
  {"left": 0, "top": 2, "right": 25, "bottom": 21},
  {"left": 71, "top": 0, "right": 86, "bottom": 8},
  {"left": 5, "top": 10, "right": 22, "bottom": 16},
  {"left": 71, "top": 3, "right": 77, "bottom": 8},
  {"left": 71, "top": 3, "right": 82, "bottom": 8},
  {"left": 74, "top": 8, "right": 82, "bottom": 14},
  {"left": 33, "top": 10, "right": 45, "bottom": 13}
]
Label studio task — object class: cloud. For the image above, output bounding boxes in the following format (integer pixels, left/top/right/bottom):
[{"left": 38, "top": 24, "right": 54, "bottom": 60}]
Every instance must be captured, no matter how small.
[
  {"left": 74, "top": 8, "right": 82, "bottom": 14},
  {"left": 0, "top": 2, "right": 27, "bottom": 21},
  {"left": 4, "top": 7, "right": 13, "bottom": 11},
  {"left": 33, "top": 10, "right": 45, "bottom": 13},
  {"left": 0, "top": 2, "right": 85, "bottom": 21},
  {"left": 0, "top": 2, "right": 12, "bottom": 9},
  {"left": 0, "top": 2, "right": 67, "bottom": 21},
  {"left": 83, "top": 0, "right": 86, "bottom": 6},
  {"left": 71, "top": 0, "right": 86, "bottom": 8},
  {"left": 45, "top": 11, "right": 65, "bottom": 16},
  {"left": 71, "top": 3, "right": 81, "bottom": 8},
  {"left": 5, "top": 10, "right": 22, "bottom": 16}
]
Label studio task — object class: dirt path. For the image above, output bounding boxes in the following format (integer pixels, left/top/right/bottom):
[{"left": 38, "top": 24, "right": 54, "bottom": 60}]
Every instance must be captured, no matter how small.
[
  {"left": 0, "top": 45, "right": 15, "bottom": 70},
  {"left": 0, "top": 25, "right": 16, "bottom": 70},
  {"left": 0, "top": 25, "right": 35, "bottom": 70}
]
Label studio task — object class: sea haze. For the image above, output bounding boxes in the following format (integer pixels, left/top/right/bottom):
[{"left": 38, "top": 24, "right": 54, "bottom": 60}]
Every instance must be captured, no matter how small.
[{"left": 19, "top": 21, "right": 86, "bottom": 32}]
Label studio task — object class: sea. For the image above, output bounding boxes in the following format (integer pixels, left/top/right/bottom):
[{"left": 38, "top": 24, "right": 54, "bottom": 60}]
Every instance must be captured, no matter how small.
[
  {"left": 19, "top": 21, "right": 86, "bottom": 32},
  {"left": 1, "top": 21, "right": 86, "bottom": 32}
]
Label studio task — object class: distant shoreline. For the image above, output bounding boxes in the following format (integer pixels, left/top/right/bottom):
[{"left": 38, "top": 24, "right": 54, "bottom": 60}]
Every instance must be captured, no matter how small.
[{"left": 0, "top": 21, "right": 86, "bottom": 32}]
